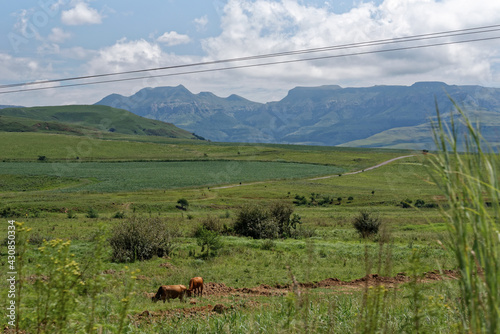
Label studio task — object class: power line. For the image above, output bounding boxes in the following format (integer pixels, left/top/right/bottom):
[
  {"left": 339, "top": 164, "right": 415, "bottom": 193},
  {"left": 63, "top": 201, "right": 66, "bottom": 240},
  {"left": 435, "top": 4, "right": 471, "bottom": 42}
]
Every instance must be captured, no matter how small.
[
  {"left": 1, "top": 24, "right": 500, "bottom": 94},
  {"left": 3, "top": 23, "right": 500, "bottom": 90}
]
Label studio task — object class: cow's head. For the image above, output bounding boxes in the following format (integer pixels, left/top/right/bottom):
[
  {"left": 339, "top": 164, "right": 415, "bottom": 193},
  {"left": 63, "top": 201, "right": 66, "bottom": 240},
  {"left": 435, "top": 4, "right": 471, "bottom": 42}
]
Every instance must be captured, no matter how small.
[{"left": 151, "top": 294, "right": 160, "bottom": 303}]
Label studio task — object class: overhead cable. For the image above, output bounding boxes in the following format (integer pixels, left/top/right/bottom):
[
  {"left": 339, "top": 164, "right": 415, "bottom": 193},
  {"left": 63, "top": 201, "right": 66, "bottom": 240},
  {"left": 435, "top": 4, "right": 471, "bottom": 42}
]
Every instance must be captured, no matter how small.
[{"left": 1, "top": 24, "right": 500, "bottom": 94}]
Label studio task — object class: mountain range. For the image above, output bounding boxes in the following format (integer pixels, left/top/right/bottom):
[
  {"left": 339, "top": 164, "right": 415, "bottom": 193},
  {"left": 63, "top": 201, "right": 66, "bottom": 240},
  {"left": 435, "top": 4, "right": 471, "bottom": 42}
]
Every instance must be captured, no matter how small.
[{"left": 94, "top": 82, "right": 500, "bottom": 149}]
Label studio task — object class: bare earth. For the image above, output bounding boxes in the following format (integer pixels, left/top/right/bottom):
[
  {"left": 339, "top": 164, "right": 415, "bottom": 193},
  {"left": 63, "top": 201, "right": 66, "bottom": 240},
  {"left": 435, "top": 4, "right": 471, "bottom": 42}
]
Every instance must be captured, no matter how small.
[{"left": 136, "top": 269, "right": 458, "bottom": 321}]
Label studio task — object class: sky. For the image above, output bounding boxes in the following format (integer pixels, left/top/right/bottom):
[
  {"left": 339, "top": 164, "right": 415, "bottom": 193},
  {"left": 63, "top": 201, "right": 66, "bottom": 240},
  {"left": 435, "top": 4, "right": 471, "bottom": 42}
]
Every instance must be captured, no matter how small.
[{"left": 1, "top": 0, "right": 500, "bottom": 107}]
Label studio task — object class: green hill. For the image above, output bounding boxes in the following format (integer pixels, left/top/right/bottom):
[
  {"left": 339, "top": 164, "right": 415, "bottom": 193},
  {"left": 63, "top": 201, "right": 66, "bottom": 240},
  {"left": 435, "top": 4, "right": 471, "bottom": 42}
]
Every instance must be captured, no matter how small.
[{"left": 0, "top": 105, "right": 202, "bottom": 140}]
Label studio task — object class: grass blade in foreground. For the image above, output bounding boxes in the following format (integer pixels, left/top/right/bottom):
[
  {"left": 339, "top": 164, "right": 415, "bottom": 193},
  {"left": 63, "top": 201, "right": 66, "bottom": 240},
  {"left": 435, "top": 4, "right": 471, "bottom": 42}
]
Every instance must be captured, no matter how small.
[{"left": 430, "top": 102, "right": 500, "bottom": 333}]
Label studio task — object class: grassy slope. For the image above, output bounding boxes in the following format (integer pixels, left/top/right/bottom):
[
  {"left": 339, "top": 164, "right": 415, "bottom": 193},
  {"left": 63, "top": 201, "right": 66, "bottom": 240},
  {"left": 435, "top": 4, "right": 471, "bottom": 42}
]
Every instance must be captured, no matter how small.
[
  {"left": 340, "top": 110, "right": 500, "bottom": 149},
  {"left": 0, "top": 131, "right": 410, "bottom": 166},
  {"left": 0, "top": 131, "right": 457, "bottom": 332},
  {"left": 0, "top": 105, "right": 199, "bottom": 139}
]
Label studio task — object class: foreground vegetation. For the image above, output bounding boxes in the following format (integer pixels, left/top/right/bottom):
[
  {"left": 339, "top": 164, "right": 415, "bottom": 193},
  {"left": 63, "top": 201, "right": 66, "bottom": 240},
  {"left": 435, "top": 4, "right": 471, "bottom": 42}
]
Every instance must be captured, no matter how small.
[{"left": 0, "top": 107, "right": 498, "bottom": 333}]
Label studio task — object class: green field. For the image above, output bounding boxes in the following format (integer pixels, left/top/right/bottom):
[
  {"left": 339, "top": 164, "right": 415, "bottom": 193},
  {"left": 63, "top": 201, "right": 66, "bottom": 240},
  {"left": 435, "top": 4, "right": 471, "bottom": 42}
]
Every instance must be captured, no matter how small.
[
  {"left": 0, "top": 124, "right": 496, "bottom": 333},
  {"left": 0, "top": 160, "right": 345, "bottom": 192}
]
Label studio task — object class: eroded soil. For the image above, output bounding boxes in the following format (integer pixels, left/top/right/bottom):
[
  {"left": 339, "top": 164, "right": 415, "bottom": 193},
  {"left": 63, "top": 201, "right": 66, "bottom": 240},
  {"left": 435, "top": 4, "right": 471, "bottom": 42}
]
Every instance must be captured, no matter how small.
[{"left": 135, "top": 269, "right": 458, "bottom": 322}]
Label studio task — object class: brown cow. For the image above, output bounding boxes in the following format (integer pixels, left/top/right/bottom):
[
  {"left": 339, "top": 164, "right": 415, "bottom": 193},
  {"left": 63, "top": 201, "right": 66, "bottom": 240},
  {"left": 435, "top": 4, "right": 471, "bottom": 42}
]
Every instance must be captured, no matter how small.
[
  {"left": 151, "top": 285, "right": 187, "bottom": 303},
  {"left": 186, "top": 277, "right": 203, "bottom": 297}
]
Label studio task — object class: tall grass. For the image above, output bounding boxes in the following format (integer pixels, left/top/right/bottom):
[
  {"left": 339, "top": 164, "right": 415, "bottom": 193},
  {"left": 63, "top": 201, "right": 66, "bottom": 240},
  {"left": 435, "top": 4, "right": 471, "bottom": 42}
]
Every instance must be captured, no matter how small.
[
  {"left": 17, "top": 227, "right": 136, "bottom": 333},
  {"left": 430, "top": 102, "right": 500, "bottom": 333}
]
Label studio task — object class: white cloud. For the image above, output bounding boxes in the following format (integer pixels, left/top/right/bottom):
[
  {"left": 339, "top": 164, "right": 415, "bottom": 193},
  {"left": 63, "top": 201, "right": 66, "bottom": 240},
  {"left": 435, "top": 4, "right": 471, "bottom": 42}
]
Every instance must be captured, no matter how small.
[
  {"left": 48, "top": 27, "right": 72, "bottom": 43},
  {"left": 194, "top": 15, "right": 209, "bottom": 32},
  {"left": 157, "top": 31, "right": 191, "bottom": 46},
  {"left": 200, "top": 0, "right": 500, "bottom": 95},
  {"left": 4, "top": 0, "right": 500, "bottom": 107},
  {"left": 61, "top": 2, "right": 102, "bottom": 25},
  {"left": 0, "top": 53, "right": 55, "bottom": 84},
  {"left": 85, "top": 38, "right": 188, "bottom": 74}
]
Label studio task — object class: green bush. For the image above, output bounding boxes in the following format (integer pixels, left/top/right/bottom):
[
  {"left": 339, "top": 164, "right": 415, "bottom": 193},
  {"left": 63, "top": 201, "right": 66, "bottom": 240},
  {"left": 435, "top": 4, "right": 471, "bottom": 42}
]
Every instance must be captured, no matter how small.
[
  {"left": 293, "top": 194, "right": 308, "bottom": 206},
  {"left": 108, "top": 216, "right": 179, "bottom": 262},
  {"left": 27, "top": 233, "right": 52, "bottom": 246},
  {"left": 66, "top": 210, "right": 76, "bottom": 219},
  {"left": 352, "top": 210, "right": 381, "bottom": 238},
  {"left": 415, "top": 199, "right": 425, "bottom": 208},
  {"left": 195, "top": 226, "right": 223, "bottom": 257},
  {"left": 197, "top": 215, "right": 225, "bottom": 234},
  {"left": 0, "top": 207, "right": 21, "bottom": 218},
  {"left": 234, "top": 202, "right": 301, "bottom": 239},
  {"left": 112, "top": 211, "right": 125, "bottom": 219},
  {"left": 86, "top": 207, "right": 99, "bottom": 218},
  {"left": 400, "top": 198, "right": 413, "bottom": 208}
]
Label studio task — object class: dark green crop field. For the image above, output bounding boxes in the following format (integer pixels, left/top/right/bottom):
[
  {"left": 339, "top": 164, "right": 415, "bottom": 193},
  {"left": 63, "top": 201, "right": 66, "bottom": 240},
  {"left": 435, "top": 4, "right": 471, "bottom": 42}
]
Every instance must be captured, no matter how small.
[{"left": 0, "top": 160, "right": 345, "bottom": 192}]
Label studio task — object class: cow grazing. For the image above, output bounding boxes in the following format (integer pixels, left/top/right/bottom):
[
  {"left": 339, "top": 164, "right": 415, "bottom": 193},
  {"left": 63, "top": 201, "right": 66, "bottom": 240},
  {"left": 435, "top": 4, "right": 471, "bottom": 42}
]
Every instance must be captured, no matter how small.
[
  {"left": 151, "top": 285, "right": 187, "bottom": 303},
  {"left": 186, "top": 277, "right": 204, "bottom": 297}
]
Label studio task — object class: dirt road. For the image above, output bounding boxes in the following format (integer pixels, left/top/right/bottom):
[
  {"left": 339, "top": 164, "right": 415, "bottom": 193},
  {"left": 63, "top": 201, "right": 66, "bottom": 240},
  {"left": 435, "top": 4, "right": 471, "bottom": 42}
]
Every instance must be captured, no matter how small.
[
  {"left": 212, "top": 154, "right": 416, "bottom": 189},
  {"left": 308, "top": 154, "right": 416, "bottom": 180}
]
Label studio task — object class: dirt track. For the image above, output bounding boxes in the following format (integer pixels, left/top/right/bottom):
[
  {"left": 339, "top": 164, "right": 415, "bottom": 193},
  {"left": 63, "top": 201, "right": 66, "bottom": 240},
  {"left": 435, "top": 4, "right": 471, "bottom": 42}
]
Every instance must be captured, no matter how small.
[
  {"left": 136, "top": 269, "right": 458, "bottom": 321},
  {"left": 308, "top": 154, "right": 416, "bottom": 180},
  {"left": 191, "top": 269, "right": 457, "bottom": 297},
  {"left": 212, "top": 154, "right": 416, "bottom": 189}
]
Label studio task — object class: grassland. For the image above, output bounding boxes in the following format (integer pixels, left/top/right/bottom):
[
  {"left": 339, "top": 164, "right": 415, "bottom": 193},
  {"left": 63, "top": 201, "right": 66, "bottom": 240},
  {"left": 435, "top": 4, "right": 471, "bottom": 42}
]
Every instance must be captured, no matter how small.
[
  {"left": 0, "top": 105, "right": 199, "bottom": 139},
  {"left": 0, "top": 129, "right": 482, "bottom": 333}
]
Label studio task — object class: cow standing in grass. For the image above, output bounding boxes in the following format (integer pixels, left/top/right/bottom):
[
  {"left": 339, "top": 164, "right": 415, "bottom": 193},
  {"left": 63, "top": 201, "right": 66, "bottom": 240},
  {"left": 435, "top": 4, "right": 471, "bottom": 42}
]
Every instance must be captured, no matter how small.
[
  {"left": 186, "top": 277, "right": 204, "bottom": 297},
  {"left": 151, "top": 285, "right": 187, "bottom": 303}
]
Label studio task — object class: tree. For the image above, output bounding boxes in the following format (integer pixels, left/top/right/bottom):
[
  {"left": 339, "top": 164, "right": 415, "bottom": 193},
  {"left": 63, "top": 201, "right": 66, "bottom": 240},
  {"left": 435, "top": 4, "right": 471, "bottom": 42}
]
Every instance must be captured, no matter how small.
[
  {"left": 176, "top": 198, "right": 189, "bottom": 211},
  {"left": 195, "top": 227, "right": 223, "bottom": 257},
  {"left": 352, "top": 210, "right": 382, "bottom": 239}
]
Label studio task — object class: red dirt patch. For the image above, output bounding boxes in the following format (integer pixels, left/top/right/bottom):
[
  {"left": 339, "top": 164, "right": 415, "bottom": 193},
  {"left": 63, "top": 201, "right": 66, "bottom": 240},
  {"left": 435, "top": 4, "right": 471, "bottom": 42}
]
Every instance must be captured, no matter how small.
[{"left": 137, "top": 269, "right": 459, "bottom": 322}]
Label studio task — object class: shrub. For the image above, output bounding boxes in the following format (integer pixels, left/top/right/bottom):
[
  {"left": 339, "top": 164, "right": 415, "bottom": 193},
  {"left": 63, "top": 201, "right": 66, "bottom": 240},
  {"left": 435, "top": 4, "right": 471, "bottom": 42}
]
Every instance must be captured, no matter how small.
[
  {"left": 234, "top": 202, "right": 301, "bottom": 239},
  {"left": 199, "top": 215, "right": 223, "bottom": 234},
  {"left": 28, "top": 233, "right": 52, "bottom": 246},
  {"left": 109, "top": 217, "right": 179, "bottom": 262},
  {"left": 113, "top": 211, "right": 125, "bottom": 219},
  {"left": 195, "top": 226, "right": 223, "bottom": 257},
  {"left": 0, "top": 207, "right": 21, "bottom": 218},
  {"left": 86, "top": 207, "right": 99, "bottom": 218},
  {"left": 66, "top": 210, "right": 76, "bottom": 219},
  {"left": 293, "top": 195, "right": 308, "bottom": 206},
  {"left": 400, "top": 198, "right": 413, "bottom": 208},
  {"left": 352, "top": 210, "right": 382, "bottom": 238},
  {"left": 415, "top": 199, "right": 425, "bottom": 208},
  {"left": 234, "top": 204, "right": 278, "bottom": 239},
  {"left": 318, "top": 195, "right": 334, "bottom": 206}
]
